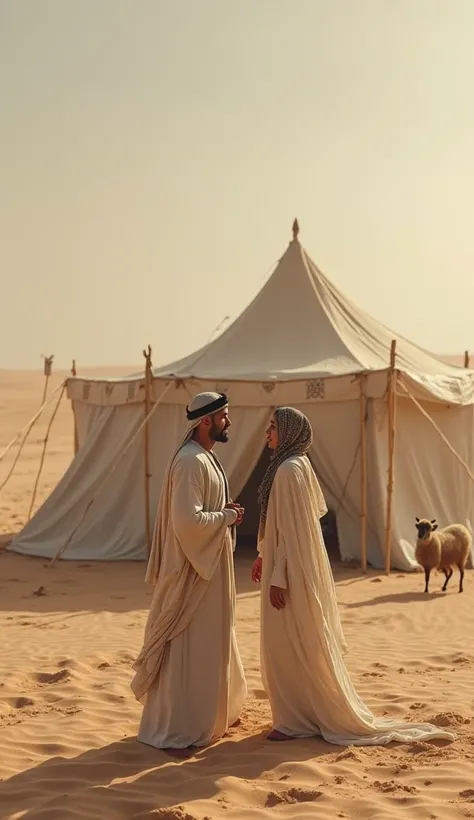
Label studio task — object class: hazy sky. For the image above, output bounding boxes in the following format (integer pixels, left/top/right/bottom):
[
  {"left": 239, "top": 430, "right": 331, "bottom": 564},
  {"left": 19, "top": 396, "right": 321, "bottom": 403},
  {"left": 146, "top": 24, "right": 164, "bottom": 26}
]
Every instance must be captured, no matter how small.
[{"left": 2, "top": 0, "right": 474, "bottom": 370}]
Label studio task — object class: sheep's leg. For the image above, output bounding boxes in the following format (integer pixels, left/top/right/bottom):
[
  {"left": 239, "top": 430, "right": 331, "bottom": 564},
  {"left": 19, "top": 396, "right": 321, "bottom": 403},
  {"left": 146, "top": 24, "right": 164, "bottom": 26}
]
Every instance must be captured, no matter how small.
[
  {"left": 458, "top": 566, "right": 464, "bottom": 593},
  {"left": 441, "top": 568, "right": 453, "bottom": 592},
  {"left": 424, "top": 567, "right": 431, "bottom": 593}
]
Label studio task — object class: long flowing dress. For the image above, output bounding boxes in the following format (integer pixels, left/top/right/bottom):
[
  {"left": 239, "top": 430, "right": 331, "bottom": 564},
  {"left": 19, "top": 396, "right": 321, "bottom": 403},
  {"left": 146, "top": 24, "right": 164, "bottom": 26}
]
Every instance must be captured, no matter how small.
[
  {"left": 258, "top": 454, "right": 456, "bottom": 746},
  {"left": 132, "top": 440, "right": 247, "bottom": 749}
]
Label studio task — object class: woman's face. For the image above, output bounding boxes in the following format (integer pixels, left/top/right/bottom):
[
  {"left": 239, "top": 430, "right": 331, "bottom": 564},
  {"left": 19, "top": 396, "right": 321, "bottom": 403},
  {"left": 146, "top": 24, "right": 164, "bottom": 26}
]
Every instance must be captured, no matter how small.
[{"left": 265, "top": 416, "right": 279, "bottom": 450}]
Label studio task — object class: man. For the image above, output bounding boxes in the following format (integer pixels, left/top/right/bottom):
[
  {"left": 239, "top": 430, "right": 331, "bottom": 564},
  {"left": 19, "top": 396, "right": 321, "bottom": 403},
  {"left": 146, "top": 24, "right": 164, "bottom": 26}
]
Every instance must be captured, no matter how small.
[{"left": 131, "top": 392, "right": 247, "bottom": 757}]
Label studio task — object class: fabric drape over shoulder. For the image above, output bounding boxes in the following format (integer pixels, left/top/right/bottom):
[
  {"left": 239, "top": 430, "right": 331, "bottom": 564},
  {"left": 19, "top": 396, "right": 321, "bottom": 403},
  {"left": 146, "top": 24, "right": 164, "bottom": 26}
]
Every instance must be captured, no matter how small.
[
  {"left": 144, "top": 419, "right": 200, "bottom": 586},
  {"left": 131, "top": 438, "right": 237, "bottom": 703},
  {"left": 260, "top": 455, "right": 456, "bottom": 746},
  {"left": 145, "top": 390, "right": 231, "bottom": 586}
]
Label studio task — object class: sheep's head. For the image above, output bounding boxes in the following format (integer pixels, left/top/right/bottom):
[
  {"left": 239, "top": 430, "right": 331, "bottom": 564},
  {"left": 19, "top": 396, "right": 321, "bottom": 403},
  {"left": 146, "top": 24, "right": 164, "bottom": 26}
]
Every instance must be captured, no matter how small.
[{"left": 415, "top": 517, "right": 438, "bottom": 539}]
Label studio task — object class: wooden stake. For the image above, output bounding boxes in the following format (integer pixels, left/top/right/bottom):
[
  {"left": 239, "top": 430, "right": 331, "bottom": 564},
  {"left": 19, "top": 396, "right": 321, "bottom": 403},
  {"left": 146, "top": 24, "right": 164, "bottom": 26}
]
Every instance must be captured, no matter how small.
[
  {"left": 41, "top": 354, "right": 54, "bottom": 405},
  {"left": 73, "top": 412, "right": 79, "bottom": 455},
  {"left": 71, "top": 360, "right": 79, "bottom": 455},
  {"left": 143, "top": 345, "right": 153, "bottom": 556},
  {"left": 359, "top": 375, "right": 368, "bottom": 573},
  {"left": 384, "top": 340, "right": 397, "bottom": 575},
  {"left": 464, "top": 350, "right": 470, "bottom": 368}
]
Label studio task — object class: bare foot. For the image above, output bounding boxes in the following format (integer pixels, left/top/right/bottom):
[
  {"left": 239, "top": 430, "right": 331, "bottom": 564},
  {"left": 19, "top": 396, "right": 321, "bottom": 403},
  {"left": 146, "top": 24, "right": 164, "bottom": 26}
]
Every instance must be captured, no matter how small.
[
  {"left": 163, "top": 745, "right": 196, "bottom": 759},
  {"left": 267, "top": 729, "right": 294, "bottom": 742}
]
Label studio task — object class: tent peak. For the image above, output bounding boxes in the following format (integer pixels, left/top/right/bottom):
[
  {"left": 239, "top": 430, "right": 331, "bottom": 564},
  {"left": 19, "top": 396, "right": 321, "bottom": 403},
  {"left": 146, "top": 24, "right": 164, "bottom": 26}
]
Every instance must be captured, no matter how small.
[{"left": 292, "top": 218, "right": 300, "bottom": 241}]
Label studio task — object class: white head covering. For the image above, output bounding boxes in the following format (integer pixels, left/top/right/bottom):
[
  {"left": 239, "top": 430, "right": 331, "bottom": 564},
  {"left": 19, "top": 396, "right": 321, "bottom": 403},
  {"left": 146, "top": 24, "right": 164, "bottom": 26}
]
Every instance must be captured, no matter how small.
[
  {"left": 144, "top": 391, "right": 229, "bottom": 584},
  {"left": 185, "top": 391, "right": 228, "bottom": 422}
]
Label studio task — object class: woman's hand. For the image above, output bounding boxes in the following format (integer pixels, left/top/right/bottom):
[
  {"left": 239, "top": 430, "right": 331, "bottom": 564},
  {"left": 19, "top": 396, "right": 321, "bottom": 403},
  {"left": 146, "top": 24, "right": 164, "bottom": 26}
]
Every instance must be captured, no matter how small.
[
  {"left": 251, "top": 556, "right": 262, "bottom": 583},
  {"left": 270, "top": 585, "right": 286, "bottom": 610}
]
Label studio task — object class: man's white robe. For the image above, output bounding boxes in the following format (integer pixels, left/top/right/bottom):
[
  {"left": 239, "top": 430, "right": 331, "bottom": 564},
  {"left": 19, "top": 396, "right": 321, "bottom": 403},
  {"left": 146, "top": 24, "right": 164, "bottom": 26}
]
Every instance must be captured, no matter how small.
[
  {"left": 258, "top": 455, "right": 456, "bottom": 746},
  {"left": 132, "top": 440, "right": 247, "bottom": 749}
]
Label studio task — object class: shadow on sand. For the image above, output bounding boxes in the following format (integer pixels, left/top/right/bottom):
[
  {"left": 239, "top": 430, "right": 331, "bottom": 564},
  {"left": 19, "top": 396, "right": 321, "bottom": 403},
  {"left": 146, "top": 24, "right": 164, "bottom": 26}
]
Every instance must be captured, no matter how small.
[
  {"left": 341, "top": 589, "right": 450, "bottom": 609},
  {"left": 0, "top": 730, "right": 331, "bottom": 818},
  {"left": 0, "top": 727, "right": 455, "bottom": 819}
]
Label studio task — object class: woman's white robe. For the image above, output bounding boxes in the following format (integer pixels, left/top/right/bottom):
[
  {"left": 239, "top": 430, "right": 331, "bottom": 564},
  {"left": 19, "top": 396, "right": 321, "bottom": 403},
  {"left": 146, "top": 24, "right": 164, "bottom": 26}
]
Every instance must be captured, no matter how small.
[
  {"left": 132, "top": 440, "right": 247, "bottom": 749},
  {"left": 258, "top": 455, "right": 456, "bottom": 746}
]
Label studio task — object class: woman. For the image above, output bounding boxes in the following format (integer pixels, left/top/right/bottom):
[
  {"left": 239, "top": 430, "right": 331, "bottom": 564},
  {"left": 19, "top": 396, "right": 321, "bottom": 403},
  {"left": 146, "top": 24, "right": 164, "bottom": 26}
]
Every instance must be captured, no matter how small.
[{"left": 251, "top": 406, "right": 455, "bottom": 746}]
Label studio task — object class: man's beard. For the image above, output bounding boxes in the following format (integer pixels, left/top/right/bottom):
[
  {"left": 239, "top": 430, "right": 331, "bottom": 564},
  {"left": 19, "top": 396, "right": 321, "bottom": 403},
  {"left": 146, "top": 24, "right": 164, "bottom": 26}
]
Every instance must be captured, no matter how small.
[{"left": 210, "top": 422, "right": 229, "bottom": 443}]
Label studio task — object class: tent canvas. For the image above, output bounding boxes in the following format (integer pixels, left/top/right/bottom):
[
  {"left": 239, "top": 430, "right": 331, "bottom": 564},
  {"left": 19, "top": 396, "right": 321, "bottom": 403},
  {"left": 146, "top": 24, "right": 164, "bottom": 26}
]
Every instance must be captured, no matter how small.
[{"left": 7, "top": 224, "right": 474, "bottom": 570}]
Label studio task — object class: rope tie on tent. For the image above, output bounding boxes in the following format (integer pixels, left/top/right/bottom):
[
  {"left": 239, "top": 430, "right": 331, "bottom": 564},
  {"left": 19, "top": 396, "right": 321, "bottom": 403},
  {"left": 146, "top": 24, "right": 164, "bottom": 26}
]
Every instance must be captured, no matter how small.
[
  {"left": 0, "top": 381, "right": 67, "bottom": 477},
  {"left": 398, "top": 377, "right": 474, "bottom": 484},
  {"left": 335, "top": 439, "right": 360, "bottom": 517},
  {"left": 329, "top": 433, "right": 378, "bottom": 537},
  {"left": 49, "top": 381, "right": 173, "bottom": 566},
  {"left": 372, "top": 380, "right": 391, "bottom": 432},
  {"left": 323, "top": 374, "right": 365, "bottom": 519},
  {"left": 0, "top": 422, "right": 37, "bottom": 495},
  {"left": 27, "top": 382, "right": 66, "bottom": 521},
  {"left": 321, "top": 376, "right": 380, "bottom": 544}
]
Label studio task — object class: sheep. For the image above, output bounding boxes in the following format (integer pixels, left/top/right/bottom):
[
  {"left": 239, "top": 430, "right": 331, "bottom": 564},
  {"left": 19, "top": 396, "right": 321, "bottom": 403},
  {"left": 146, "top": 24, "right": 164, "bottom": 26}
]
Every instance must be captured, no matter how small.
[{"left": 415, "top": 517, "right": 471, "bottom": 594}]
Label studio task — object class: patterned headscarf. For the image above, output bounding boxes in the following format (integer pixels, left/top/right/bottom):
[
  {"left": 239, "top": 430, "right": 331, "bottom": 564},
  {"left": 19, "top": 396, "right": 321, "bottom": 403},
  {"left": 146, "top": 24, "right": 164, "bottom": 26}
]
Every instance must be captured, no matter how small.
[{"left": 258, "top": 406, "right": 313, "bottom": 532}]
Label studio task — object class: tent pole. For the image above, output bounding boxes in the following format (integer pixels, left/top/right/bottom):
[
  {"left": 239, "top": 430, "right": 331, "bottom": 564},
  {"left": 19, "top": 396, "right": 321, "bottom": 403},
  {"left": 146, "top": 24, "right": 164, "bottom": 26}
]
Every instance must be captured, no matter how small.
[
  {"left": 359, "top": 374, "right": 368, "bottom": 573},
  {"left": 384, "top": 340, "right": 397, "bottom": 575},
  {"left": 49, "top": 380, "right": 171, "bottom": 566},
  {"left": 71, "top": 360, "right": 79, "bottom": 455},
  {"left": 41, "top": 354, "right": 54, "bottom": 406},
  {"left": 0, "top": 354, "right": 58, "bottom": 495},
  {"left": 398, "top": 375, "right": 474, "bottom": 482},
  {"left": 464, "top": 350, "right": 470, "bottom": 368},
  {"left": 143, "top": 345, "right": 153, "bottom": 556}
]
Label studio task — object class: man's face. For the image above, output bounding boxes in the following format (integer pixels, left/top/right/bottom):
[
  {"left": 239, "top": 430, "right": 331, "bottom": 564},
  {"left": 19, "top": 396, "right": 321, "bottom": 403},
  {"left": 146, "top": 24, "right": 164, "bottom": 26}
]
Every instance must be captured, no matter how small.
[{"left": 209, "top": 407, "right": 231, "bottom": 443}]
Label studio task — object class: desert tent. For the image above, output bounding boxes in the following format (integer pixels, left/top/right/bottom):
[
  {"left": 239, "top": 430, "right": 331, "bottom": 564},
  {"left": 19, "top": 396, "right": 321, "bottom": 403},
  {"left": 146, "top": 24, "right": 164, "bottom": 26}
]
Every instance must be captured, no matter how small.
[{"left": 8, "top": 222, "right": 474, "bottom": 570}]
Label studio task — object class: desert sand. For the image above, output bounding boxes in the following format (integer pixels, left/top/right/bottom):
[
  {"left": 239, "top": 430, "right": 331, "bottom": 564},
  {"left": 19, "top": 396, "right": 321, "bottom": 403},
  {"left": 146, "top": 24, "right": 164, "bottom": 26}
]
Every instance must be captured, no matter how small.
[{"left": 1, "top": 368, "right": 474, "bottom": 820}]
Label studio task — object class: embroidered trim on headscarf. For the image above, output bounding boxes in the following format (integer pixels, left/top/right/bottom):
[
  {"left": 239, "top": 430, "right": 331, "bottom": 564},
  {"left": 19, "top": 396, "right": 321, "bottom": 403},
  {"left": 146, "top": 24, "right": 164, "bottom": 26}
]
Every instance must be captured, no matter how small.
[{"left": 258, "top": 406, "right": 313, "bottom": 531}]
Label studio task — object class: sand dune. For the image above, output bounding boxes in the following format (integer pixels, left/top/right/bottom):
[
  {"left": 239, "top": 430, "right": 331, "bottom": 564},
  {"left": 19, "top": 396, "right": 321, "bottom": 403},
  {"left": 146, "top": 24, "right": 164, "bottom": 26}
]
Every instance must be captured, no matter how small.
[{"left": 1, "top": 369, "right": 474, "bottom": 819}]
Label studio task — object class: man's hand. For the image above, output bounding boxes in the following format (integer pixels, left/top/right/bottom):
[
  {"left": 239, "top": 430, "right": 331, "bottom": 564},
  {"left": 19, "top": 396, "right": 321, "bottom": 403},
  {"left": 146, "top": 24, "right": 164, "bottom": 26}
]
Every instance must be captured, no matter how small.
[
  {"left": 225, "top": 502, "right": 245, "bottom": 525},
  {"left": 252, "top": 556, "right": 262, "bottom": 583},
  {"left": 270, "top": 585, "right": 286, "bottom": 610}
]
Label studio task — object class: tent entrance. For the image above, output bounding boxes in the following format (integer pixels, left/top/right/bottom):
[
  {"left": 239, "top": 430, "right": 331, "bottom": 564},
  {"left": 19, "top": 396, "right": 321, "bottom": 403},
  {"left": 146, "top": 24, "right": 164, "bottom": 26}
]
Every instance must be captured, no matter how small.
[
  {"left": 235, "top": 448, "right": 340, "bottom": 560},
  {"left": 235, "top": 447, "right": 271, "bottom": 547}
]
